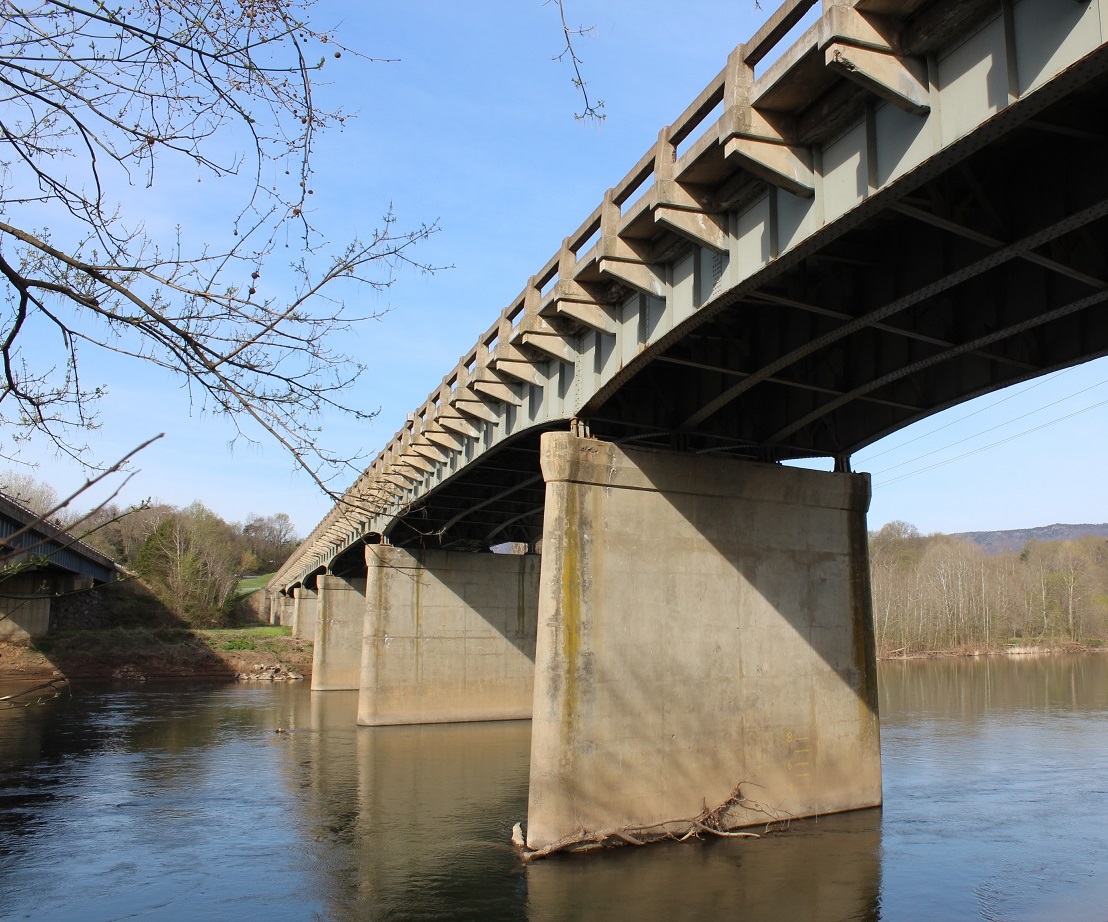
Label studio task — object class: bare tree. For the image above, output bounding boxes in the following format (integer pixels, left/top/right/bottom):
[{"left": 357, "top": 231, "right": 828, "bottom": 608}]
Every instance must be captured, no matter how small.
[
  {"left": 0, "top": 0, "right": 437, "bottom": 486},
  {"left": 0, "top": 469, "right": 62, "bottom": 523}
]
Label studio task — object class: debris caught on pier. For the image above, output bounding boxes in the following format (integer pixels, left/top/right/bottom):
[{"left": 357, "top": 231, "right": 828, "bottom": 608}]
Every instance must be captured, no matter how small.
[{"left": 515, "top": 783, "right": 795, "bottom": 861}]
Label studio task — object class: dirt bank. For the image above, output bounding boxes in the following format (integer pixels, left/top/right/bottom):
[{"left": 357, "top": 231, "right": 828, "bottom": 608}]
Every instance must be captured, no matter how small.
[{"left": 0, "top": 627, "right": 313, "bottom": 683}]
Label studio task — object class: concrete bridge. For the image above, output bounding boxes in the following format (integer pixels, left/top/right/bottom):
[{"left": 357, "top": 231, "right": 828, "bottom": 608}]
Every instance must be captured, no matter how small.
[
  {"left": 0, "top": 492, "right": 118, "bottom": 641},
  {"left": 269, "top": 0, "right": 1108, "bottom": 851}
]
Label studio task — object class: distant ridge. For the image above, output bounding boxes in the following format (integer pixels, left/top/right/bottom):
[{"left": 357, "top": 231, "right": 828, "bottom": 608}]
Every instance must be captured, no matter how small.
[{"left": 951, "top": 523, "right": 1108, "bottom": 555}]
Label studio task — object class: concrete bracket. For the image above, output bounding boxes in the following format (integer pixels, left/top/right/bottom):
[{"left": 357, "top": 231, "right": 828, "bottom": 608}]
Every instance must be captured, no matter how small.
[
  {"left": 471, "top": 373, "right": 524, "bottom": 405},
  {"left": 723, "top": 135, "right": 814, "bottom": 197},
  {"left": 451, "top": 387, "right": 502, "bottom": 423},
  {"left": 824, "top": 42, "right": 930, "bottom": 115},
  {"left": 654, "top": 205, "right": 728, "bottom": 253},
  {"left": 424, "top": 427, "right": 467, "bottom": 451},
  {"left": 398, "top": 452, "right": 434, "bottom": 474},
  {"left": 551, "top": 299, "right": 619, "bottom": 335},
  {"left": 823, "top": 6, "right": 903, "bottom": 55},
  {"left": 384, "top": 467, "right": 420, "bottom": 485},
  {"left": 512, "top": 314, "right": 579, "bottom": 363},
  {"left": 490, "top": 352, "right": 546, "bottom": 386},
  {"left": 520, "top": 331, "right": 578, "bottom": 363},
  {"left": 437, "top": 412, "right": 483, "bottom": 438},
  {"left": 718, "top": 103, "right": 796, "bottom": 146},
  {"left": 410, "top": 438, "right": 450, "bottom": 463},
  {"left": 598, "top": 256, "right": 666, "bottom": 297}
]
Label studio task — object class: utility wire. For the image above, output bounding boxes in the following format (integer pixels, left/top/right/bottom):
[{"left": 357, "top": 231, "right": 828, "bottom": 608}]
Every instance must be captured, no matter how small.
[
  {"left": 869, "top": 374, "right": 1108, "bottom": 476},
  {"left": 856, "top": 369, "right": 1065, "bottom": 465},
  {"left": 875, "top": 393, "right": 1108, "bottom": 487}
]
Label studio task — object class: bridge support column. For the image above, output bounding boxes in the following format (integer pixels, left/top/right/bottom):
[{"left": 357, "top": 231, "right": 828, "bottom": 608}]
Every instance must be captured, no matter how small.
[
  {"left": 312, "top": 575, "right": 367, "bottom": 690},
  {"left": 273, "top": 594, "right": 295, "bottom": 628},
  {"left": 0, "top": 573, "right": 52, "bottom": 641},
  {"left": 292, "top": 587, "right": 318, "bottom": 639},
  {"left": 525, "top": 432, "right": 880, "bottom": 850},
  {"left": 358, "top": 545, "right": 539, "bottom": 726}
]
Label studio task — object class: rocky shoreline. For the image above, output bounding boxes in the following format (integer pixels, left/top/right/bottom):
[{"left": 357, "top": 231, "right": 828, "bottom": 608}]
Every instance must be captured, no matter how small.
[{"left": 0, "top": 629, "right": 313, "bottom": 684}]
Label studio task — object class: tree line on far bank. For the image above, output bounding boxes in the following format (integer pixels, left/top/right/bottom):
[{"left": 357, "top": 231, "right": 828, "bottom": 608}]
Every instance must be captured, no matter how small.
[
  {"left": 1, "top": 470, "right": 298, "bottom": 628},
  {"left": 870, "top": 521, "right": 1108, "bottom": 656},
  {"left": 7, "top": 470, "right": 1108, "bottom": 649}
]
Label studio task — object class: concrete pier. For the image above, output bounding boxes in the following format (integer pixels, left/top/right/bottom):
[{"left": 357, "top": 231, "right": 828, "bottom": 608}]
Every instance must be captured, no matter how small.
[
  {"left": 312, "top": 576, "right": 367, "bottom": 690},
  {"left": 358, "top": 545, "right": 539, "bottom": 726},
  {"left": 525, "top": 432, "right": 881, "bottom": 850},
  {"left": 271, "top": 593, "right": 294, "bottom": 628},
  {"left": 0, "top": 573, "right": 52, "bottom": 641},
  {"left": 292, "top": 587, "right": 318, "bottom": 641}
]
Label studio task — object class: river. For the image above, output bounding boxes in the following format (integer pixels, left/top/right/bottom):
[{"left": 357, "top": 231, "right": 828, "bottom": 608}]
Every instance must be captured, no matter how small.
[{"left": 1, "top": 654, "right": 1106, "bottom": 920}]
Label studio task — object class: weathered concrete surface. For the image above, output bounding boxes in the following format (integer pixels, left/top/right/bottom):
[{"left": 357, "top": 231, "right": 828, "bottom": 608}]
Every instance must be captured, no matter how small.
[
  {"left": 312, "top": 576, "right": 366, "bottom": 691},
  {"left": 526, "top": 432, "right": 880, "bottom": 850},
  {"left": 0, "top": 572, "right": 52, "bottom": 641},
  {"left": 358, "top": 545, "right": 539, "bottom": 726},
  {"left": 292, "top": 587, "right": 318, "bottom": 639},
  {"left": 271, "top": 594, "right": 295, "bottom": 628}
]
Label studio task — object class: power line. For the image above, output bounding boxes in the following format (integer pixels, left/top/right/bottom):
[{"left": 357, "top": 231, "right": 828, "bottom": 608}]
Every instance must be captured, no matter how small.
[
  {"left": 856, "top": 369, "right": 1065, "bottom": 465},
  {"left": 875, "top": 394, "right": 1108, "bottom": 487},
  {"left": 869, "top": 374, "right": 1108, "bottom": 476}
]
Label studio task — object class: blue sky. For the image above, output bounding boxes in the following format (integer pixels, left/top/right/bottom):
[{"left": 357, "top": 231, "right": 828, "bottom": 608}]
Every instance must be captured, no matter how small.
[{"left": 10, "top": 1, "right": 1108, "bottom": 539}]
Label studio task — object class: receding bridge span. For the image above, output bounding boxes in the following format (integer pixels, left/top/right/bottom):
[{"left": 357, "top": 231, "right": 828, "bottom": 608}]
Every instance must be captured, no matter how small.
[
  {"left": 1, "top": 491, "right": 118, "bottom": 641},
  {"left": 270, "top": 0, "right": 1108, "bottom": 852}
]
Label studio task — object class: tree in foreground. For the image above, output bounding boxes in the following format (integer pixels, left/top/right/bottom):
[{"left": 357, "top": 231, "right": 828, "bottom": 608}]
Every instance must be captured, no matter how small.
[{"left": 0, "top": 0, "right": 436, "bottom": 487}]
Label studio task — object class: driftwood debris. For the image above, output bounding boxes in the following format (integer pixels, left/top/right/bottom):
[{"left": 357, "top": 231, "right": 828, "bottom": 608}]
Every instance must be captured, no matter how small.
[{"left": 516, "top": 784, "right": 789, "bottom": 862}]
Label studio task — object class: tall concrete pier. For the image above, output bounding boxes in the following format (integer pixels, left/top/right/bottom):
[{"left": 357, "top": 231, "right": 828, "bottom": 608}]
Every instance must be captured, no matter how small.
[{"left": 526, "top": 433, "right": 879, "bottom": 848}]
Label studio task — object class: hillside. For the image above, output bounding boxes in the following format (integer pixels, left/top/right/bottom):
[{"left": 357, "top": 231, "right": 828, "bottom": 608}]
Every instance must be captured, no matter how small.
[{"left": 951, "top": 523, "right": 1108, "bottom": 555}]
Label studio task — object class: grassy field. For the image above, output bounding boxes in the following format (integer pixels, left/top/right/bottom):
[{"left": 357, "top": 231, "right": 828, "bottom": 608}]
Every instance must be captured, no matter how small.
[{"left": 237, "top": 573, "right": 275, "bottom": 594}]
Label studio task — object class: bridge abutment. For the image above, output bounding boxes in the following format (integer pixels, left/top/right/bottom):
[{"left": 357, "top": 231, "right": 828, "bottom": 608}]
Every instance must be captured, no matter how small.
[
  {"left": 312, "top": 575, "right": 367, "bottom": 690},
  {"left": 525, "top": 432, "right": 881, "bottom": 850},
  {"left": 357, "top": 545, "right": 539, "bottom": 726}
]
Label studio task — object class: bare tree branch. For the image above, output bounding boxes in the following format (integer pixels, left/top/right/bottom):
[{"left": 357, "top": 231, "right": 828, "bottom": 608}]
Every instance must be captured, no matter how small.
[
  {"left": 546, "top": 0, "right": 605, "bottom": 122},
  {"left": 0, "top": 0, "right": 437, "bottom": 491}
]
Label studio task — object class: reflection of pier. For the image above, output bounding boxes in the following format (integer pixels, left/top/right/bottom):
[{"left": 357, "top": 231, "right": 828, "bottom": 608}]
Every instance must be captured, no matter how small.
[
  {"left": 1, "top": 492, "right": 117, "bottom": 641},
  {"left": 271, "top": 0, "right": 1108, "bottom": 850},
  {"left": 280, "top": 691, "right": 882, "bottom": 920}
]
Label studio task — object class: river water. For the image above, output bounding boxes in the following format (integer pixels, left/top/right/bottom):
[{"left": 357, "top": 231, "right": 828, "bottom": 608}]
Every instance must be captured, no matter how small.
[{"left": 1, "top": 654, "right": 1106, "bottom": 921}]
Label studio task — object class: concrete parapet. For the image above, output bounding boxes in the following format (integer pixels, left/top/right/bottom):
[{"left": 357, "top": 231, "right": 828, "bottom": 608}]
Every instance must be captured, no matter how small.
[
  {"left": 358, "top": 545, "right": 539, "bottom": 726},
  {"left": 312, "top": 576, "right": 367, "bottom": 690},
  {"left": 525, "top": 432, "right": 880, "bottom": 850}
]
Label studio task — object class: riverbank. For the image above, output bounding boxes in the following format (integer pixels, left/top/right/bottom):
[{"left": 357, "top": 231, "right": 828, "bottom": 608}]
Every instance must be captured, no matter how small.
[
  {"left": 0, "top": 626, "right": 313, "bottom": 683},
  {"left": 878, "top": 640, "right": 1107, "bottom": 660}
]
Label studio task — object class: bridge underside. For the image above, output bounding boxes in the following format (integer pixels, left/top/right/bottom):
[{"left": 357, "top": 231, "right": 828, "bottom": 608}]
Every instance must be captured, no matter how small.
[
  {"left": 589, "top": 67, "right": 1108, "bottom": 461},
  {"left": 354, "top": 57, "right": 1108, "bottom": 557}
]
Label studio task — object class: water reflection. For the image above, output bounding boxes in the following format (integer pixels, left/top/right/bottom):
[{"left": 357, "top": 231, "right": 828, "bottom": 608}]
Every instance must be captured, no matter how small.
[
  {"left": 1, "top": 654, "right": 1107, "bottom": 920},
  {"left": 526, "top": 810, "right": 881, "bottom": 921}
]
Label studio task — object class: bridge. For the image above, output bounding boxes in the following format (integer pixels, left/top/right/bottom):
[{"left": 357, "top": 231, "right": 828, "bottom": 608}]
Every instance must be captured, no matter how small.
[
  {"left": 268, "top": 0, "right": 1108, "bottom": 851},
  {"left": 0, "top": 492, "right": 118, "bottom": 641}
]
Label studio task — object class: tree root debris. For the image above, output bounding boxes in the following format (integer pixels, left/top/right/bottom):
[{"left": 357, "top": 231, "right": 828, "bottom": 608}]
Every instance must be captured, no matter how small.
[{"left": 515, "top": 783, "right": 792, "bottom": 861}]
